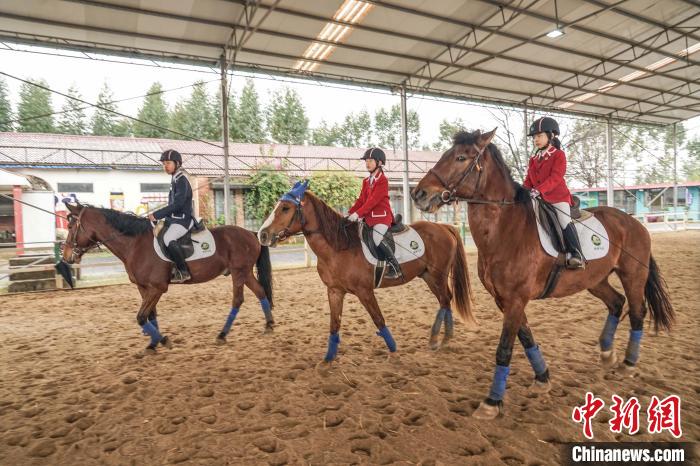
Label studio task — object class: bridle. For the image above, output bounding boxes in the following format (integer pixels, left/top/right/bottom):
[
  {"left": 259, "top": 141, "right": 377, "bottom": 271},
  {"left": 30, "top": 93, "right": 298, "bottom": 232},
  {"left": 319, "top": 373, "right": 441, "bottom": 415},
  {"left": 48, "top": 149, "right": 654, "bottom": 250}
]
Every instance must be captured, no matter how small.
[{"left": 427, "top": 143, "right": 519, "bottom": 206}]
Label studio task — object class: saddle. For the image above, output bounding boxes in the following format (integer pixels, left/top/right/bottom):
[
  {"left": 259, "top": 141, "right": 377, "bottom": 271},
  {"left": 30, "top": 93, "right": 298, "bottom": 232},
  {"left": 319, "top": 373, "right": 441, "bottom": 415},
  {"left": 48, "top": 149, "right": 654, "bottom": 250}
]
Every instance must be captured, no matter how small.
[
  {"left": 360, "top": 215, "right": 409, "bottom": 288},
  {"left": 156, "top": 218, "right": 206, "bottom": 260}
]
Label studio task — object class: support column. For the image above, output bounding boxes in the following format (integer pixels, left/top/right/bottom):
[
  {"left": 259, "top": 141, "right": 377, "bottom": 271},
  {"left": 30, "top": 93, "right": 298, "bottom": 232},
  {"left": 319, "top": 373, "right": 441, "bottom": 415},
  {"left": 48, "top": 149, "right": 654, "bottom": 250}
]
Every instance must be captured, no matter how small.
[
  {"left": 400, "top": 84, "right": 412, "bottom": 223},
  {"left": 12, "top": 185, "right": 23, "bottom": 255},
  {"left": 673, "top": 122, "right": 678, "bottom": 226},
  {"left": 606, "top": 119, "right": 614, "bottom": 208},
  {"left": 220, "top": 53, "right": 232, "bottom": 225}
]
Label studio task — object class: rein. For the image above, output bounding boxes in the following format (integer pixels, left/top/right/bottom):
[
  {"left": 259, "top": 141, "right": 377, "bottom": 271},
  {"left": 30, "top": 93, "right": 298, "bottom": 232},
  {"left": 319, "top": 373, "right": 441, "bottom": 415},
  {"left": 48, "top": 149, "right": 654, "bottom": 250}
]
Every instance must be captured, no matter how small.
[{"left": 428, "top": 143, "right": 521, "bottom": 206}]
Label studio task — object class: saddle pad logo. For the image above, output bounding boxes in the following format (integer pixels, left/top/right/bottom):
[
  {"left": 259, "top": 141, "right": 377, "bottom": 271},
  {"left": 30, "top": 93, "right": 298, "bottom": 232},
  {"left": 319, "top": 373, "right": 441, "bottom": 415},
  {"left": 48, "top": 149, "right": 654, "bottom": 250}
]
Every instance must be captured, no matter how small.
[
  {"left": 591, "top": 235, "right": 601, "bottom": 247},
  {"left": 201, "top": 242, "right": 210, "bottom": 251},
  {"left": 410, "top": 240, "right": 419, "bottom": 250}
]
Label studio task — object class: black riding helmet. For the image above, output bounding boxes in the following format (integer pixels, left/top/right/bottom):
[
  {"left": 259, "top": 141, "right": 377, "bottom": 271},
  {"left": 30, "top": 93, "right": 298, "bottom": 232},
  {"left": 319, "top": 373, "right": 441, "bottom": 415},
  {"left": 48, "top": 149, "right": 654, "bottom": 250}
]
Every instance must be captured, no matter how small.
[
  {"left": 528, "top": 117, "right": 560, "bottom": 137},
  {"left": 361, "top": 147, "right": 386, "bottom": 165},
  {"left": 160, "top": 149, "right": 182, "bottom": 164}
]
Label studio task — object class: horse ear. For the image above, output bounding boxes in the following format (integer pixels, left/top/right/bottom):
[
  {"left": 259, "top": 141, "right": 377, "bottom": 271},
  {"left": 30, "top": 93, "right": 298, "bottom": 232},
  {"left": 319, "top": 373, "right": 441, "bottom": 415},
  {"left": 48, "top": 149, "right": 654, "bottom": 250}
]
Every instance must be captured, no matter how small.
[
  {"left": 479, "top": 127, "right": 497, "bottom": 147},
  {"left": 64, "top": 202, "right": 79, "bottom": 213}
]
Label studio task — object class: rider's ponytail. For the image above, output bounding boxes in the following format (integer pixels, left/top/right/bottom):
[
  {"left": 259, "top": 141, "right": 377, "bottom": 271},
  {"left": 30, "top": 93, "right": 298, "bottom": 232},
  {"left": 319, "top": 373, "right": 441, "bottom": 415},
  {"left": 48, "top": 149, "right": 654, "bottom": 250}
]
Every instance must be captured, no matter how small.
[{"left": 550, "top": 134, "right": 562, "bottom": 150}]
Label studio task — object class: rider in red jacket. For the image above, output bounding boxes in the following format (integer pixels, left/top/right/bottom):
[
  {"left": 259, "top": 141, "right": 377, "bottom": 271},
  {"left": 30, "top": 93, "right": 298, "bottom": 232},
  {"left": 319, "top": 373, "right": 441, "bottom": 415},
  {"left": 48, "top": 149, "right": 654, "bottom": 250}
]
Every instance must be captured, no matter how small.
[
  {"left": 347, "top": 148, "right": 402, "bottom": 279},
  {"left": 524, "top": 117, "right": 584, "bottom": 269}
]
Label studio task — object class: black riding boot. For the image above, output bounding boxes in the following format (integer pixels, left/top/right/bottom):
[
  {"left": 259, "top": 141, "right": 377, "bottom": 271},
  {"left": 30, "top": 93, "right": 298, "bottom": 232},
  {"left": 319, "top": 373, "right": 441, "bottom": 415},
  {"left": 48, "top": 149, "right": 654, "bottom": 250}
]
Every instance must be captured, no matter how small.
[
  {"left": 167, "top": 241, "right": 191, "bottom": 283},
  {"left": 562, "top": 223, "right": 585, "bottom": 269},
  {"left": 377, "top": 241, "right": 403, "bottom": 280}
]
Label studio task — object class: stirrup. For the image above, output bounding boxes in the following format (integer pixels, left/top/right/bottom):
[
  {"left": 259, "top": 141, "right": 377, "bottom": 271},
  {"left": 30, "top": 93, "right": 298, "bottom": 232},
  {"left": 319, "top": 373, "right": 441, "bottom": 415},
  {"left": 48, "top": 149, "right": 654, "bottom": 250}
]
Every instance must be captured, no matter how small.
[
  {"left": 566, "top": 254, "right": 585, "bottom": 270},
  {"left": 171, "top": 268, "right": 191, "bottom": 283}
]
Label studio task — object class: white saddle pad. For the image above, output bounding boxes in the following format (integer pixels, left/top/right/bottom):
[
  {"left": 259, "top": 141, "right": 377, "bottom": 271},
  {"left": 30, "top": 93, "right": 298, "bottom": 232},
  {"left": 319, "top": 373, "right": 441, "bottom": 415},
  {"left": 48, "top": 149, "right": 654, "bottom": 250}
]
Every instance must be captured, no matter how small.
[
  {"left": 361, "top": 225, "right": 426, "bottom": 265},
  {"left": 153, "top": 229, "right": 217, "bottom": 262},
  {"left": 533, "top": 201, "right": 610, "bottom": 260}
]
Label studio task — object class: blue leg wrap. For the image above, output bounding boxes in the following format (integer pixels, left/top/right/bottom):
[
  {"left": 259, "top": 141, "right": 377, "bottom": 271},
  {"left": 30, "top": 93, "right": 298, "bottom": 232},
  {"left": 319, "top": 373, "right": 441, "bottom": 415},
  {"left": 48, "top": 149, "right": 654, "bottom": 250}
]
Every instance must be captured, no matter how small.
[
  {"left": 141, "top": 321, "right": 162, "bottom": 347},
  {"left": 376, "top": 326, "right": 397, "bottom": 352},
  {"left": 222, "top": 307, "right": 240, "bottom": 335},
  {"left": 488, "top": 365, "right": 510, "bottom": 401},
  {"left": 259, "top": 297, "right": 272, "bottom": 321},
  {"left": 324, "top": 333, "right": 340, "bottom": 362},
  {"left": 431, "top": 308, "right": 447, "bottom": 336},
  {"left": 599, "top": 314, "right": 620, "bottom": 351},
  {"left": 524, "top": 345, "right": 548, "bottom": 377},
  {"left": 625, "top": 329, "right": 643, "bottom": 365},
  {"left": 444, "top": 309, "right": 454, "bottom": 336}
]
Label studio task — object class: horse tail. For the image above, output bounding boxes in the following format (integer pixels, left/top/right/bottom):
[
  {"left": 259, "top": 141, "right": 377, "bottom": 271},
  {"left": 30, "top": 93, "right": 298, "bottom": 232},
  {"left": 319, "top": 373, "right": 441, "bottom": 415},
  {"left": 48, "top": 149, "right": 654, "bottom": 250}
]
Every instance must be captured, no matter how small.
[
  {"left": 644, "top": 254, "right": 673, "bottom": 333},
  {"left": 256, "top": 245, "right": 274, "bottom": 308},
  {"left": 446, "top": 225, "right": 476, "bottom": 326}
]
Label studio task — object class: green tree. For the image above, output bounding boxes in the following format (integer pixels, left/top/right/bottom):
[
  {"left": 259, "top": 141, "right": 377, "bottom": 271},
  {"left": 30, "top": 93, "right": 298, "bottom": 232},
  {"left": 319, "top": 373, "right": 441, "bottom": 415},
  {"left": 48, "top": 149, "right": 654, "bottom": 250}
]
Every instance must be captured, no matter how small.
[
  {"left": 634, "top": 124, "right": 686, "bottom": 184},
  {"left": 132, "top": 82, "right": 170, "bottom": 138},
  {"left": 0, "top": 77, "right": 12, "bottom": 132},
  {"left": 57, "top": 84, "right": 87, "bottom": 135},
  {"left": 113, "top": 118, "right": 133, "bottom": 137},
  {"left": 309, "top": 171, "right": 362, "bottom": 210},
  {"left": 310, "top": 120, "right": 341, "bottom": 146},
  {"left": 91, "top": 82, "right": 120, "bottom": 136},
  {"left": 374, "top": 104, "right": 420, "bottom": 151},
  {"left": 17, "top": 79, "right": 54, "bottom": 133},
  {"left": 212, "top": 88, "right": 243, "bottom": 142},
  {"left": 337, "top": 110, "right": 372, "bottom": 147},
  {"left": 171, "top": 81, "right": 218, "bottom": 140},
  {"left": 266, "top": 87, "right": 308, "bottom": 145},
  {"left": 233, "top": 79, "right": 265, "bottom": 143},
  {"left": 244, "top": 165, "right": 290, "bottom": 219},
  {"left": 432, "top": 118, "right": 467, "bottom": 152},
  {"left": 683, "top": 136, "right": 700, "bottom": 181}
]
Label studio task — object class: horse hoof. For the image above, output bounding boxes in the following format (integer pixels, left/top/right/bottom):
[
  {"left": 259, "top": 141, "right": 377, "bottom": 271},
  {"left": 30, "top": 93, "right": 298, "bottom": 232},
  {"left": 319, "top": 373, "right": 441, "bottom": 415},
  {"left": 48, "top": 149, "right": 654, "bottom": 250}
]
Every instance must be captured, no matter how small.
[
  {"left": 160, "top": 336, "right": 173, "bottom": 349},
  {"left": 215, "top": 336, "right": 227, "bottom": 345},
  {"left": 315, "top": 360, "right": 334, "bottom": 376},
  {"left": 143, "top": 345, "right": 157, "bottom": 356},
  {"left": 600, "top": 350, "right": 618, "bottom": 370},
  {"left": 615, "top": 362, "right": 638, "bottom": 378},
  {"left": 529, "top": 379, "right": 552, "bottom": 394},
  {"left": 440, "top": 337, "right": 452, "bottom": 349},
  {"left": 429, "top": 336, "right": 439, "bottom": 351},
  {"left": 264, "top": 324, "right": 274, "bottom": 334},
  {"left": 472, "top": 401, "right": 502, "bottom": 420}
]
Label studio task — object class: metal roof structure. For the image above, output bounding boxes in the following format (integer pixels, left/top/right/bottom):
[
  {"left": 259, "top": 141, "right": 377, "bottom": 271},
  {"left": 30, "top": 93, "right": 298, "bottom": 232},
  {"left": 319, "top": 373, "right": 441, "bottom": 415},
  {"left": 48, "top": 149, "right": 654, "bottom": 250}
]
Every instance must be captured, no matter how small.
[{"left": 0, "top": 0, "right": 698, "bottom": 126}]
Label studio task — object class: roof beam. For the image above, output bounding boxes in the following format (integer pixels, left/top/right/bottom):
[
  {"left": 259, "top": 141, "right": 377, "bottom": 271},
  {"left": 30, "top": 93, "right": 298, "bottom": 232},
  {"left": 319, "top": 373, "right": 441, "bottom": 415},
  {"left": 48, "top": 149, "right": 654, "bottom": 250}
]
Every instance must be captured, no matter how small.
[
  {"left": 53, "top": 1, "right": 693, "bottom": 112},
  {"left": 221, "top": 0, "right": 700, "bottom": 103},
  {"left": 365, "top": 0, "right": 695, "bottom": 85},
  {"left": 477, "top": 0, "right": 700, "bottom": 67}
]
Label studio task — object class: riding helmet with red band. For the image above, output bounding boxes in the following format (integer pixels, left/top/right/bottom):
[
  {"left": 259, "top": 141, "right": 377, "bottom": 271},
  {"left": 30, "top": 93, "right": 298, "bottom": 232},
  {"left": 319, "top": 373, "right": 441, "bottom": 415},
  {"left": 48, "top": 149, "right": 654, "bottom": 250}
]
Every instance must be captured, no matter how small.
[{"left": 527, "top": 117, "right": 560, "bottom": 137}]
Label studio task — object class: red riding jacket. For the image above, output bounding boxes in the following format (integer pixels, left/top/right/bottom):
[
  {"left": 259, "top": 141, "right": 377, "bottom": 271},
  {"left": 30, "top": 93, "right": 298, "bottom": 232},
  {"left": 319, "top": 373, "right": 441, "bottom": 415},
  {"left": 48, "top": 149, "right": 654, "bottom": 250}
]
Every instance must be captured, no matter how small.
[
  {"left": 523, "top": 146, "right": 573, "bottom": 205},
  {"left": 348, "top": 170, "right": 394, "bottom": 227}
]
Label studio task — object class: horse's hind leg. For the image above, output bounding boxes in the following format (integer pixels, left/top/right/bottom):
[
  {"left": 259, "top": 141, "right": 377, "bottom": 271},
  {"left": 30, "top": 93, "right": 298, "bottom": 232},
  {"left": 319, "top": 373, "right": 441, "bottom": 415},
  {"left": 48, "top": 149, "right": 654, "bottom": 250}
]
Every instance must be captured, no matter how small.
[
  {"left": 588, "top": 278, "right": 626, "bottom": 369},
  {"left": 615, "top": 268, "right": 647, "bottom": 376},
  {"left": 244, "top": 272, "right": 274, "bottom": 333},
  {"left": 422, "top": 271, "right": 453, "bottom": 350},
  {"left": 357, "top": 291, "right": 397, "bottom": 355},
  {"left": 216, "top": 280, "right": 244, "bottom": 344}
]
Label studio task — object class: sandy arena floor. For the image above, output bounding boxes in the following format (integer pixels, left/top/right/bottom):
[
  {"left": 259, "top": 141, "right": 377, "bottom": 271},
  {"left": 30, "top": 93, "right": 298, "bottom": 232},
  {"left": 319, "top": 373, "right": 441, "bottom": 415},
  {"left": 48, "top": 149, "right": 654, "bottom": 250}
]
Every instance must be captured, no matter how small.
[{"left": 0, "top": 231, "right": 698, "bottom": 465}]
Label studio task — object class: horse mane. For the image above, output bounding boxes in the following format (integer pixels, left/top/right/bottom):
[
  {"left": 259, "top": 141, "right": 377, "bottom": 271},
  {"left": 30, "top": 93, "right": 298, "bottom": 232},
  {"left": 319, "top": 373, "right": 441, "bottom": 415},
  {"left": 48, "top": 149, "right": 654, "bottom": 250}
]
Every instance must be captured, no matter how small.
[
  {"left": 304, "top": 192, "right": 361, "bottom": 251},
  {"left": 453, "top": 130, "right": 530, "bottom": 204},
  {"left": 86, "top": 205, "right": 152, "bottom": 236}
]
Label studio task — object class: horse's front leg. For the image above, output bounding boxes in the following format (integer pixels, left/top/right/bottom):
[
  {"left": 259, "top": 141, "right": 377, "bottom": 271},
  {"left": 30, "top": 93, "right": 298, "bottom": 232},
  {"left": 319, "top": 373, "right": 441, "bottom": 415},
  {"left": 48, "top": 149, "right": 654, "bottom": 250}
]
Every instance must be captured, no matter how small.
[
  {"left": 473, "top": 299, "right": 526, "bottom": 420},
  {"left": 323, "top": 287, "right": 345, "bottom": 362},
  {"left": 137, "top": 288, "right": 170, "bottom": 354}
]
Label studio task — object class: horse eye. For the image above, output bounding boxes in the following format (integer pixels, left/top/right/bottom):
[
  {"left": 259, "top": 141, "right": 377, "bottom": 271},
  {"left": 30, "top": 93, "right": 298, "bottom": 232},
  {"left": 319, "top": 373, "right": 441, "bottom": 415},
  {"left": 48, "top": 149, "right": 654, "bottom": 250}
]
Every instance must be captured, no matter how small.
[
  {"left": 457, "top": 155, "right": 467, "bottom": 161},
  {"left": 281, "top": 206, "right": 290, "bottom": 212}
]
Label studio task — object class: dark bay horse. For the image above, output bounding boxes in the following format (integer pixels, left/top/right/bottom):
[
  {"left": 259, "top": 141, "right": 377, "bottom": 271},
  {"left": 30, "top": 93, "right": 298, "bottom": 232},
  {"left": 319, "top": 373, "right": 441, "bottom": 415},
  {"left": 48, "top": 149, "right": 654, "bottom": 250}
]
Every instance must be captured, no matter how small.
[
  {"left": 411, "top": 129, "right": 674, "bottom": 420},
  {"left": 257, "top": 182, "right": 475, "bottom": 362},
  {"left": 61, "top": 202, "right": 274, "bottom": 353}
]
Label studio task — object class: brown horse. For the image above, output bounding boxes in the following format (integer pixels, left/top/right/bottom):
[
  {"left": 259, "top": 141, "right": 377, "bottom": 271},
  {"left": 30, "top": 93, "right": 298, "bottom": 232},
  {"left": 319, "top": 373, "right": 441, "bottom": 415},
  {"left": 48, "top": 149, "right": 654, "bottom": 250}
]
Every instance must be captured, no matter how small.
[
  {"left": 61, "top": 202, "right": 274, "bottom": 353},
  {"left": 412, "top": 129, "right": 674, "bottom": 420},
  {"left": 257, "top": 181, "right": 475, "bottom": 362}
]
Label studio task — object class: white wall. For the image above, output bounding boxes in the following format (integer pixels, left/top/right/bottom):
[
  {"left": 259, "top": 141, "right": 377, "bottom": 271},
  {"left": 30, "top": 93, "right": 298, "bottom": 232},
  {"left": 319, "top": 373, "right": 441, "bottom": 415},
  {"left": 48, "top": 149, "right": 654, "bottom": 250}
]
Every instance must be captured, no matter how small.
[
  {"left": 21, "top": 191, "right": 56, "bottom": 246},
  {"left": 13, "top": 168, "right": 173, "bottom": 213}
]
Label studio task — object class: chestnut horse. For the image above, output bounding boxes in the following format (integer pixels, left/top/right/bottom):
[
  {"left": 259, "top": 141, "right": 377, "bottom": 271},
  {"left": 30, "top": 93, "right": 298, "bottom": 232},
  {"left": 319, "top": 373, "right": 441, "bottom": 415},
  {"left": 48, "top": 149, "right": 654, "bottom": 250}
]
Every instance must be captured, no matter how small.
[
  {"left": 61, "top": 202, "right": 274, "bottom": 353},
  {"left": 257, "top": 181, "right": 475, "bottom": 362},
  {"left": 412, "top": 129, "right": 674, "bottom": 420}
]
